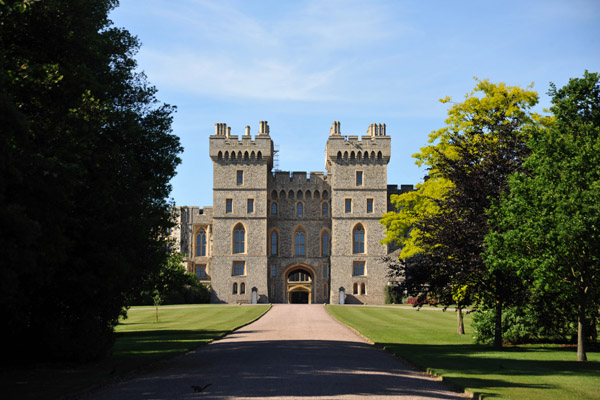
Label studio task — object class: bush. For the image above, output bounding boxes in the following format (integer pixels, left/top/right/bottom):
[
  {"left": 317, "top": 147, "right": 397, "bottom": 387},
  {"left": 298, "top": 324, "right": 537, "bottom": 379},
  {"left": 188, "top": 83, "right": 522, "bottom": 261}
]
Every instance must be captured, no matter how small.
[
  {"left": 406, "top": 296, "right": 439, "bottom": 306},
  {"left": 471, "top": 301, "right": 598, "bottom": 345},
  {"left": 384, "top": 285, "right": 404, "bottom": 304}
]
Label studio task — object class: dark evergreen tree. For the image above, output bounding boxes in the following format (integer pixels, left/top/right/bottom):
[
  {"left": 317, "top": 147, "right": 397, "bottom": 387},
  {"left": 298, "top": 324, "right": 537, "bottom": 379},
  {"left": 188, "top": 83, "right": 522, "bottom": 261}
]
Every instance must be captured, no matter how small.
[{"left": 0, "top": 0, "right": 182, "bottom": 362}]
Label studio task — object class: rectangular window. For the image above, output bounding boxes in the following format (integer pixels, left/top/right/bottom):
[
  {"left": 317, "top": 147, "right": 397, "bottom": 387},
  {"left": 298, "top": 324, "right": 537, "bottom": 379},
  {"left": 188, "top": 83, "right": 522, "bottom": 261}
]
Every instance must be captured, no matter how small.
[
  {"left": 233, "top": 261, "right": 245, "bottom": 276},
  {"left": 367, "top": 198, "right": 373, "bottom": 213},
  {"left": 323, "top": 264, "right": 328, "bottom": 278},
  {"left": 237, "top": 170, "right": 243, "bottom": 185},
  {"left": 345, "top": 199, "right": 352, "bottom": 213},
  {"left": 226, "top": 198, "right": 232, "bottom": 213},
  {"left": 247, "top": 198, "right": 254, "bottom": 213},
  {"left": 353, "top": 261, "right": 365, "bottom": 276},
  {"left": 271, "top": 265, "right": 277, "bottom": 277},
  {"left": 195, "top": 264, "right": 207, "bottom": 279},
  {"left": 356, "top": 171, "right": 363, "bottom": 186}
]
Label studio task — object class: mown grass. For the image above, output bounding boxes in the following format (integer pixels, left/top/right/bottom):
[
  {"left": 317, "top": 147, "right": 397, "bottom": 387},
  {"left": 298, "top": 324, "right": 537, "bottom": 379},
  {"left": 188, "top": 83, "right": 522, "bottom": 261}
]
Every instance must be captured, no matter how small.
[
  {"left": 4, "top": 304, "right": 270, "bottom": 400},
  {"left": 327, "top": 305, "right": 600, "bottom": 400}
]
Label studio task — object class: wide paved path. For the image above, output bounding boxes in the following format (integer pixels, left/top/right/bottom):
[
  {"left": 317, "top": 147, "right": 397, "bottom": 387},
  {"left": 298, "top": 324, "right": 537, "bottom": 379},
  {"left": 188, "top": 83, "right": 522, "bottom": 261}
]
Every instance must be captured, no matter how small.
[{"left": 86, "top": 305, "right": 467, "bottom": 399}]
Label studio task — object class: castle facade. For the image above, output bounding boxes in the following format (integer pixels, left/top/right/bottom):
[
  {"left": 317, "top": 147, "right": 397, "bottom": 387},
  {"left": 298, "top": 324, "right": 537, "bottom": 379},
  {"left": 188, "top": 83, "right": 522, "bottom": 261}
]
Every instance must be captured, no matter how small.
[{"left": 172, "top": 121, "right": 412, "bottom": 304}]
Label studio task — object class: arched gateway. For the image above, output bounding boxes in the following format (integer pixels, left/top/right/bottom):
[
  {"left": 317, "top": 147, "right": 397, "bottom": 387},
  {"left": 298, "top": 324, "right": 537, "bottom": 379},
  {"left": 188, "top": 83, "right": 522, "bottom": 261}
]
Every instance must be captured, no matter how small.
[{"left": 287, "top": 267, "right": 313, "bottom": 304}]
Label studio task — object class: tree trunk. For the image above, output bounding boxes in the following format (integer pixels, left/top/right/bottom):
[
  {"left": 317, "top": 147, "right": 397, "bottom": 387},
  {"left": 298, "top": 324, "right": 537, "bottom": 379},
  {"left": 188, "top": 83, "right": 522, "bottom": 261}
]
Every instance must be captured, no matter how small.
[
  {"left": 494, "top": 299, "right": 502, "bottom": 348},
  {"left": 155, "top": 304, "right": 159, "bottom": 322},
  {"left": 577, "top": 288, "right": 587, "bottom": 362},
  {"left": 457, "top": 304, "right": 465, "bottom": 335}
]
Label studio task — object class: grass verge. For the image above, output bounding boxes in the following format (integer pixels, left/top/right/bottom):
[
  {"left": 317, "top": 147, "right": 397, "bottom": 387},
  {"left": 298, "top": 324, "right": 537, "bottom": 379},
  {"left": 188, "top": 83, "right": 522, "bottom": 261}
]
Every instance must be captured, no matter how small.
[
  {"left": 327, "top": 305, "right": 600, "bottom": 400},
  {"left": 4, "top": 304, "right": 270, "bottom": 400}
]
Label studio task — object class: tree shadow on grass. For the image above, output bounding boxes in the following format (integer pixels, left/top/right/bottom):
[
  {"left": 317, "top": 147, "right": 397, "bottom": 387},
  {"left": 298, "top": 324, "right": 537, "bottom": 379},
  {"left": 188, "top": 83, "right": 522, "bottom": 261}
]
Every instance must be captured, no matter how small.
[
  {"left": 379, "top": 343, "right": 599, "bottom": 397},
  {"left": 380, "top": 343, "right": 600, "bottom": 377},
  {"left": 111, "top": 329, "right": 230, "bottom": 360}
]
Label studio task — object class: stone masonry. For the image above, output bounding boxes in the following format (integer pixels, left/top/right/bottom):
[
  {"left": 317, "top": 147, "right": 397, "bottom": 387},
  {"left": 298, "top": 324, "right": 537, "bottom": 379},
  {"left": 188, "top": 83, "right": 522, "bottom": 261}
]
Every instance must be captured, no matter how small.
[{"left": 172, "top": 121, "right": 413, "bottom": 304}]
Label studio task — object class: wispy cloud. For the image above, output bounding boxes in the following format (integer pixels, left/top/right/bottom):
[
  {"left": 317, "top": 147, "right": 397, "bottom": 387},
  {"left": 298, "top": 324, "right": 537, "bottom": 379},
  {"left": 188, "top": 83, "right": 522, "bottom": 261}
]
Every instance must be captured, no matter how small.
[{"left": 129, "top": 0, "right": 414, "bottom": 102}]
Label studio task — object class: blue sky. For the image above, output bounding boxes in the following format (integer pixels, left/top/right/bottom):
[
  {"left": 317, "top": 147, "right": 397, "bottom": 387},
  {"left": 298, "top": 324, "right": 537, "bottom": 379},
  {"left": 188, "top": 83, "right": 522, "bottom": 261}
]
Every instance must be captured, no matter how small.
[{"left": 109, "top": 0, "right": 600, "bottom": 208}]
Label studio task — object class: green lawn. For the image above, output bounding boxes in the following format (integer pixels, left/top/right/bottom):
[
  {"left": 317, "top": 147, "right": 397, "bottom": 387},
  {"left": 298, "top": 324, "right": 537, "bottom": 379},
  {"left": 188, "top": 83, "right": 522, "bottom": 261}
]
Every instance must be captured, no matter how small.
[
  {"left": 327, "top": 305, "right": 600, "bottom": 400},
  {"left": 4, "top": 304, "right": 270, "bottom": 400}
]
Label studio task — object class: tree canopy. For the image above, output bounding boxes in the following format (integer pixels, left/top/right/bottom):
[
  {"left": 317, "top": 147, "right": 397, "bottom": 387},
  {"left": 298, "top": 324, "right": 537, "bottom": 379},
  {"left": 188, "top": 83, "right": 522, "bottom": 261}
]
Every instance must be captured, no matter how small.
[
  {"left": 485, "top": 71, "right": 600, "bottom": 361},
  {"left": 0, "top": 0, "right": 182, "bottom": 362},
  {"left": 382, "top": 79, "right": 540, "bottom": 341}
]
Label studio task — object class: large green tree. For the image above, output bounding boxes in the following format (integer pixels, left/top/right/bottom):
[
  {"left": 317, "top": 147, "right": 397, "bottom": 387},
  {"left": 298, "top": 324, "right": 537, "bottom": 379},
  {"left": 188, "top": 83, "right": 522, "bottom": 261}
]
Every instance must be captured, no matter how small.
[
  {"left": 0, "top": 0, "right": 182, "bottom": 362},
  {"left": 383, "top": 80, "right": 540, "bottom": 341},
  {"left": 485, "top": 71, "right": 600, "bottom": 361}
]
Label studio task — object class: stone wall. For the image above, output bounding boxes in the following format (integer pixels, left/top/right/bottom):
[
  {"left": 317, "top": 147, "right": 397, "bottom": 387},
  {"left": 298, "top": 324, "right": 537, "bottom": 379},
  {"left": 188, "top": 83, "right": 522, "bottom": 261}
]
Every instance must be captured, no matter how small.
[{"left": 172, "top": 121, "right": 414, "bottom": 304}]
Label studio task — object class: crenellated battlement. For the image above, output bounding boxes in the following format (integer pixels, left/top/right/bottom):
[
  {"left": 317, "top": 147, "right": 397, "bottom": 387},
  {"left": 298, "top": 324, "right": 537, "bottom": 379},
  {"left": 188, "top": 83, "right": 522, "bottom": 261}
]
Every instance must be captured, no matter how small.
[
  {"left": 270, "top": 171, "right": 330, "bottom": 187},
  {"left": 325, "top": 121, "right": 391, "bottom": 169},
  {"left": 210, "top": 121, "right": 274, "bottom": 165}
]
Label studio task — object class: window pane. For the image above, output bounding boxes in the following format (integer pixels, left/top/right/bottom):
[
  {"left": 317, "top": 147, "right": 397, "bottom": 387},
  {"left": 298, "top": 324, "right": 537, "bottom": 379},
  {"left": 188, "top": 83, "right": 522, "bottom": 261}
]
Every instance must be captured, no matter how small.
[
  {"left": 353, "top": 225, "right": 364, "bottom": 253},
  {"left": 322, "top": 202, "right": 328, "bottom": 215},
  {"left": 234, "top": 226, "right": 245, "bottom": 253},
  {"left": 322, "top": 232, "right": 329, "bottom": 256},
  {"left": 367, "top": 199, "right": 373, "bottom": 213},
  {"left": 196, "top": 229, "right": 207, "bottom": 256},
  {"left": 353, "top": 262, "right": 365, "bottom": 275},
  {"left": 345, "top": 199, "right": 351, "bottom": 213},
  {"left": 271, "top": 202, "right": 277, "bottom": 215},
  {"left": 237, "top": 170, "right": 243, "bottom": 184},
  {"left": 295, "top": 231, "right": 305, "bottom": 255},
  {"left": 297, "top": 203, "right": 303, "bottom": 216},
  {"left": 226, "top": 199, "right": 232, "bottom": 213},
  {"left": 356, "top": 171, "right": 363, "bottom": 186},
  {"left": 248, "top": 199, "right": 254, "bottom": 212},
  {"left": 271, "top": 232, "right": 277, "bottom": 255}
]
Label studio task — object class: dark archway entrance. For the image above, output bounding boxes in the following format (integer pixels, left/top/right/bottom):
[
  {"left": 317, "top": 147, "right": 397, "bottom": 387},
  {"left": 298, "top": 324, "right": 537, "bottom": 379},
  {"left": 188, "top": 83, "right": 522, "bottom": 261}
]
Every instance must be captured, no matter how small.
[
  {"left": 287, "top": 268, "right": 312, "bottom": 304},
  {"left": 290, "top": 291, "right": 309, "bottom": 304}
]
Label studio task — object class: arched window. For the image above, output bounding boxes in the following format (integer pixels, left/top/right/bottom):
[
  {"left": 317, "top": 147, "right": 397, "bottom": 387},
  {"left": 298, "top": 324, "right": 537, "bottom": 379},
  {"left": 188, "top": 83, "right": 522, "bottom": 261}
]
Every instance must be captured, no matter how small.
[
  {"left": 196, "top": 229, "right": 207, "bottom": 256},
  {"left": 288, "top": 269, "right": 311, "bottom": 282},
  {"left": 271, "top": 202, "right": 278, "bottom": 215},
  {"left": 297, "top": 202, "right": 303, "bottom": 216},
  {"left": 240, "top": 283, "right": 246, "bottom": 294},
  {"left": 353, "top": 283, "right": 358, "bottom": 295},
  {"left": 361, "top": 283, "right": 366, "bottom": 295},
  {"left": 233, "top": 224, "right": 245, "bottom": 253},
  {"left": 295, "top": 228, "right": 305, "bottom": 256},
  {"left": 233, "top": 283, "right": 238, "bottom": 294},
  {"left": 322, "top": 202, "right": 328, "bottom": 216},
  {"left": 353, "top": 225, "right": 365, "bottom": 254},
  {"left": 321, "top": 231, "right": 329, "bottom": 256},
  {"left": 270, "top": 231, "right": 278, "bottom": 255}
]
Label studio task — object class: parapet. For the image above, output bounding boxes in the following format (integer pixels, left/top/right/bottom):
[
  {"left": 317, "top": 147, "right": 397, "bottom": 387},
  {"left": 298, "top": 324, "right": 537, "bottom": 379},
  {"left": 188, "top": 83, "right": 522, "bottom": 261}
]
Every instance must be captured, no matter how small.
[
  {"left": 325, "top": 121, "right": 391, "bottom": 167},
  {"left": 269, "top": 171, "right": 330, "bottom": 189},
  {"left": 210, "top": 121, "right": 273, "bottom": 164}
]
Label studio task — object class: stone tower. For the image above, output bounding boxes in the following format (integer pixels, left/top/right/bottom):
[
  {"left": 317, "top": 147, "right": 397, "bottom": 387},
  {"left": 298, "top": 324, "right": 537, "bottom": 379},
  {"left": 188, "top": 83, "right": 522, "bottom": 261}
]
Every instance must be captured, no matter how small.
[
  {"left": 325, "top": 122, "right": 391, "bottom": 304},
  {"left": 208, "top": 122, "right": 273, "bottom": 303}
]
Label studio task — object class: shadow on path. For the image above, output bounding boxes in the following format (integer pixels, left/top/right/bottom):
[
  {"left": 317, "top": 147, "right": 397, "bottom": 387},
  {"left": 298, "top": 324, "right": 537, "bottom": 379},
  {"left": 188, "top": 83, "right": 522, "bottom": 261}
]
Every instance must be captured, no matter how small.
[{"left": 94, "top": 339, "right": 467, "bottom": 399}]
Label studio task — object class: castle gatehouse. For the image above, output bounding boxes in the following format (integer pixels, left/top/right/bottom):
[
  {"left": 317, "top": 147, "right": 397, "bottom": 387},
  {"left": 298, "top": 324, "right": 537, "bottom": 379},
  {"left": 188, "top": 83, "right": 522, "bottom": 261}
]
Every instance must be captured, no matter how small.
[{"left": 172, "top": 121, "right": 413, "bottom": 304}]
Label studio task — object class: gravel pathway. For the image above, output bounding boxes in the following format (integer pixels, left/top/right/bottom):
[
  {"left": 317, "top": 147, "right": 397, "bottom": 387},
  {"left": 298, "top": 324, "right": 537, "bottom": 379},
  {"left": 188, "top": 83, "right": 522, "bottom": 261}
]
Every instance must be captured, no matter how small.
[{"left": 85, "top": 304, "right": 468, "bottom": 399}]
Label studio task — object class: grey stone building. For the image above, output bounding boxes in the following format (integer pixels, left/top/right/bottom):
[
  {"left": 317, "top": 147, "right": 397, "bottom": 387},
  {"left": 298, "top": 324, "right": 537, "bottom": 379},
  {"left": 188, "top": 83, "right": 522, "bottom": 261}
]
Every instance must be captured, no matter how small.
[{"left": 172, "top": 121, "right": 413, "bottom": 304}]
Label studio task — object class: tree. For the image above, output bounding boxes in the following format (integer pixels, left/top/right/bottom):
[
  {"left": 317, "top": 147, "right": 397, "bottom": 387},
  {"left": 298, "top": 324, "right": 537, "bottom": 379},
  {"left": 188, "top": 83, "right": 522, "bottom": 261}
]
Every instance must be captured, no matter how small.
[
  {"left": 136, "top": 252, "right": 210, "bottom": 321},
  {"left": 485, "top": 71, "right": 600, "bottom": 361},
  {"left": 0, "top": 0, "right": 182, "bottom": 362},
  {"left": 383, "top": 79, "right": 540, "bottom": 340}
]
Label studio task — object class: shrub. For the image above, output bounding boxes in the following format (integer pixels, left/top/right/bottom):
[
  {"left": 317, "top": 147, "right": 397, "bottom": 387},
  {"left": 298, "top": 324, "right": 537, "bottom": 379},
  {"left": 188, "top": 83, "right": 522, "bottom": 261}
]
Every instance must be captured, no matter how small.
[{"left": 384, "top": 285, "right": 404, "bottom": 304}]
